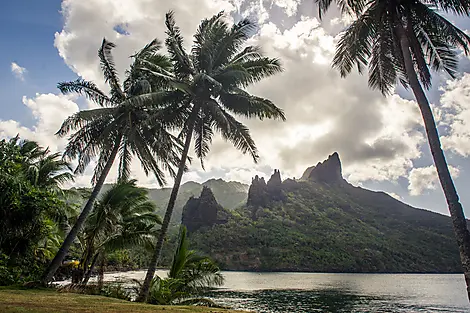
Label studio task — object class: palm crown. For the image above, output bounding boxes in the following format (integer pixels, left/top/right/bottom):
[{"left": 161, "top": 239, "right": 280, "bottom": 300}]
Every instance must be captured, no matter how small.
[
  {"left": 316, "top": 0, "right": 470, "bottom": 19},
  {"left": 57, "top": 39, "right": 183, "bottom": 185},
  {"left": 142, "top": 11, "right": 286, "bottom": 165},
  {"left": 331, "top": 0, "right": 470, "bottom": 94}
]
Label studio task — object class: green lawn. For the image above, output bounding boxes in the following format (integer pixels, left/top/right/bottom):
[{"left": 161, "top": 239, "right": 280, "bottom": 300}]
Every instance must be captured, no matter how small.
[{"left": 0, "top": 288, "right": 247, "bottom": 313}]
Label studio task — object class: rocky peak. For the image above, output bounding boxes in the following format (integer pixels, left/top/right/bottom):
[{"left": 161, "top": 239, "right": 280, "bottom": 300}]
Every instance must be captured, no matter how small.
[
  {"left": 301, "top": 152, "right": 345, "bottom": 185},
  {"left": 181, "top": 186, "right": 227, "bottom": 232},
  {"left": 267, "top": 169, "right": 284, "bottom": 201},
  {"left": 267, "top": 169, "right": 281, "bottom": 188},
  {"left": 247, "top": 175, "right": 268, "bottom": 208}
]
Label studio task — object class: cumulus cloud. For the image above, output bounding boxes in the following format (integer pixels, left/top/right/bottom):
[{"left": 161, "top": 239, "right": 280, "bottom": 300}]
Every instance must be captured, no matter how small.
[
  {"left": 51, "top": 0, "right": 431, "bottom": 187},
  {"left": 1, "top": 0, "right": 444, "bottom": 192},
  {"left": 438, "top": 73, "right": 470, "bottom": 156},
  {"left": 0, "top": 93, "right": 79, "bottom": 151},
  {"left": 408, "top": 165, "right": 460, "bottom": 196},
  {"left": 11, "top": 62, "right": 27, "bottom": 81}
]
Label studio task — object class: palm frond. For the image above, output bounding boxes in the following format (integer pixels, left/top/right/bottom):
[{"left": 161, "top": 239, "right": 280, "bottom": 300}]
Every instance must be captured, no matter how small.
[
  {"left": 430, "top": 0, "right": 470, "bottom": 16},
  {"left": 217, "top": 57, "right": 283, "bottom": 88},
  {"left": 98, "top": 38, "right": 125, "bottom": 102},
  {"left": 368, "top": 19, "right": 398, "bottom": 95},
  {"left": 193, "top": 111, "right": 213, "bottom": 168},
  {"left": 191, "top": 11, "right": 226, "bottom": 73},
  {"left": 315, "top": 0, "right": 366, "bottom": 19},
  {"left": 219, "top": 89, "right": 286, "bottom": 120},
  {"left": 332, "top": 4, "right": 378, "bottom": 77},
  {"left": 58, "top": 79, "right": 112, "bottom": 107},
  {"left": 118, "top": 138, "right": 132, "bottom": 182},
  {"left": 211, "top": 18, "right": 257, "bottom": 70},
  {"left": 205, "top": 100, "right": 259, "bottom": 162},
  {"left": 55, "top": 108, "right": 114, "bottom": 138},
  {"left": 165, "top": 11, "right": 193, "bottom": 80}
]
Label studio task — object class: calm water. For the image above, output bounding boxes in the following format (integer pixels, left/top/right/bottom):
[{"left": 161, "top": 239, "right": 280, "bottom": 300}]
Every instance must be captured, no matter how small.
[{"left": 77, "top": 271, "right": 470, "bottom": 312}]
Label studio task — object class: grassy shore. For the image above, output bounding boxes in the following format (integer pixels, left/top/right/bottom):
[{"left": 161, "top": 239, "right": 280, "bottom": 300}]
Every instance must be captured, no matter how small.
[{"left": 0, "top": 287, "right": 246, "bottom": 313}]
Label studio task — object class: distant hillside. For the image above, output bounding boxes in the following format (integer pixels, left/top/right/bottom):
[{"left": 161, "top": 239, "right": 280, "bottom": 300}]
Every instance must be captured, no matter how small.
[
  {"left": 146, "top": 178, "right": 248, "bottom": 223},
  {"left": 186, "top": 153, "right": 463, "bottom": 273}
]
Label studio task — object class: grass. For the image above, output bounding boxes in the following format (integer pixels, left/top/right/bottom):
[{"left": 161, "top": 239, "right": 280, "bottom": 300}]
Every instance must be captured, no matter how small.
[{"left": 0, "top": 287, "right": 247, "bottom": 313}]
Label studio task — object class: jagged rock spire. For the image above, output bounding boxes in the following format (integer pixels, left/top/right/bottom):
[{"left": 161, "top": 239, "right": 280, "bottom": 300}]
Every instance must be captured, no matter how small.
[
  {"left": 181, "top": 186, "right": 227, "bottom": 232},
  {"left": 301, "top": 152, "right": 345, "bottom": 184},
  {"left": 247, "top": 175, "right": 268, "bottom": 208},
  {"left": 267, "top": 169, "right": 284, "bottom": 201}
]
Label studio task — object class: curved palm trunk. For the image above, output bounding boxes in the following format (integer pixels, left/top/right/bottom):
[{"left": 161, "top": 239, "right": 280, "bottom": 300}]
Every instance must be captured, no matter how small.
[
  {"left": 98, "top": 256, "right": 105, "bottom": 289},
  {"left": 136, "top": 107, "right": 198, "bottom": 302},
  {"left": 82, "top": 252, "right": 100, "bottom": 285},
  {"left": 41, "top": 138, "right": 122, "bottom": 284},
  {"left": 397, "top": 23, "right": 470, "bottom": 301}
]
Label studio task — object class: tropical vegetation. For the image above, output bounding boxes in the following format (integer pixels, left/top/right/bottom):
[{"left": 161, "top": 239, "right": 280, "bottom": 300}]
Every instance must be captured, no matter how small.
[
  {"left": 0, "top": 137, "right": 75, "bottom": 285},
  {"left": 314, "top": 0, "right": 470, "bottom": 299},
  {"left": 137, "top": 10, "right": 285, "bottom": 302},
  {"left": 41, "top": 38, "right": 184, "bottom": 284},
  {"left": 2, "top": 2, "right": 470, "bottom": 311},
  {"left": 143, "top": 226, "right": 223, "bottom": 305},
  {"left": 77, "top": 180, "right": 161, "bottom": 286}
]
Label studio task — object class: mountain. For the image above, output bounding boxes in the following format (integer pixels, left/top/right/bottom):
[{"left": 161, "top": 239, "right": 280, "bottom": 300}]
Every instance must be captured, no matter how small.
[
  {"left": 146, "top": 178, "right": 248, "bottom": 223},
  {"left": 187, "top": 153, "right": 463, "bottom": 273}
]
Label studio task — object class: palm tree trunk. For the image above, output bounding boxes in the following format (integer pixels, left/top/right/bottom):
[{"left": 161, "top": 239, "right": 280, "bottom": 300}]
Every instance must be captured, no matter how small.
[
  {"left": 41, "top": 137, "right": 122, "bottom": 284},
  {"left": 397, "top": 22, "right": 470, "bottom": 301},
  {"left": 98, "top": 257, "right": 105, "bottom": 289},
  {"left": 136, "top": 106, "right": 199, "bottom": 302},
  {"left": 82, "top": 252, "right": 99, "bottom": 285}
]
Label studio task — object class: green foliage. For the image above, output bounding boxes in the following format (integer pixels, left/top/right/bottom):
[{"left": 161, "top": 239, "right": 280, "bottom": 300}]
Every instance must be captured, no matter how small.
[
  {"left": 56, "top": 38, "right": 183, "bottom": 186},
  {"left": 190, "top": 180, "right": 461, "bottom": 273},
  {"left": 0, "top": 137, "right": 73, "bottom": 285},
  {"left": 100, "top": 283, "right": 132, "bottom": 300},
  {"left": 147, "top": 226, "right": 223, "bottom": 305},
  {"left": 78, "top": 180, "right": 161, "bottom": 283},
  {"left": 326, "top": 0, "right": 470, "bottom": 95}
]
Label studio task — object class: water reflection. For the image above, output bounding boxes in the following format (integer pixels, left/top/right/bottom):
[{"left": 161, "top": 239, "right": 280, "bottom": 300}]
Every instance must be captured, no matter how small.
[
  {"left": 204, "top": 288, "right": 465, "bottom": 313},
  {"left": 57, "top": 271, "right": 469, "bottom": 312}
]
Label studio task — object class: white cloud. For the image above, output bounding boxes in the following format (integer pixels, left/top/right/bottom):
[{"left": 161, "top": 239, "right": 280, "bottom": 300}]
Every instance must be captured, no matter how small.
[
  {"left": 0, "top": 93, "right": 79, "bottom": 152},
  {"left": 11, "top": 62, "right": 27, "bottom": 81},
  {"left": 438, "top": 73, "right": 470, "bottom": 156},
  {"left": 408, "top": 165, "right": 460, "bottom": 196},
  {"left": 273, "top": 0, "right": 301, "bottom": 17},
  {"left": 2, "top": 0, "right": 441, "bottom": 193}
]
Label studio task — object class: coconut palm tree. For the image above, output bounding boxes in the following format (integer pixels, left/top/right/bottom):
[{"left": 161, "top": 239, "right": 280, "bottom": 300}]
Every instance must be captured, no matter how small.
[
  {"left": 41, "top": 39, "right": 184, "bottom": 284},
  {"left": 146, "top": 225, "right": 223, "bottom": 305},
  {"left": 79, "top": 180, "right": 161, "bottom": 285},
  {"left": 315, "top": 0, "right": 470, "bottom": 300},
  {"left": 136, "top": 11, "right": 285, "bottom": 301}
]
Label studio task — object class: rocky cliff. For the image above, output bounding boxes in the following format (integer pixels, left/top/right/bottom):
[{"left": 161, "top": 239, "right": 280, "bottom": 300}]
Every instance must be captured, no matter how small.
[
  {"left": 189, "top": 153, "right": 463, "bottom": 273},
  {"left": 301, "top": 152, "right": 345, "bottom": 185},
  {"left": 181, "top": 186, "right": 229, "bottom": 232}
]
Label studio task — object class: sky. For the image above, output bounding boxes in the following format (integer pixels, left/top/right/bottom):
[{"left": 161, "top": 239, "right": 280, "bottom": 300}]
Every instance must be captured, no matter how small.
[{"left": 1, "top": 0, "right": 470, "bottom": 217}]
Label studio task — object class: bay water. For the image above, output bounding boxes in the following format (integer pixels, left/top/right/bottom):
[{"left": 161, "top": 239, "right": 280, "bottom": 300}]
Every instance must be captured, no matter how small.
[{"left": 93, "top": 270, "right": 468, "bottom": 312}]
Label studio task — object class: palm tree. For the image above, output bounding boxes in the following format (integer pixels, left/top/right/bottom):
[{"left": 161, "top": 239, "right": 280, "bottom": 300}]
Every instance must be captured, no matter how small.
[
  {"left": 79, "top": 180, "right": 161, "bottom": 285},
  {"left": 146, "top": 225, "right": 223, "bottom": 305},
  {"left": 136, "top": 11, "right": 285, "bottom": 301},
  {"left": 41, "top": 39, "right": 184, "bottom": 284},
  {"left": 315, "top": 0, "right": 470, "bottom": 300},
  {"left": 2, "top": 136, "right": 74, "bottom": 189}
]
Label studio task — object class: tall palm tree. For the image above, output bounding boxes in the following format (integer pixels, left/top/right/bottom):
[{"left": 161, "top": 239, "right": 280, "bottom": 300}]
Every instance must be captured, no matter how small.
[
  {"left": 41, "top": 39, "right": 184, "bottom": 284},
  {"left": 79, "top": 180, "right": 161, "bottom": 285},
  {"left": 136, "top": 11, "right": 285, "bottom": 301},
  {"left": 316, "top": 0, "right": 470, "bottom": 300}
]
